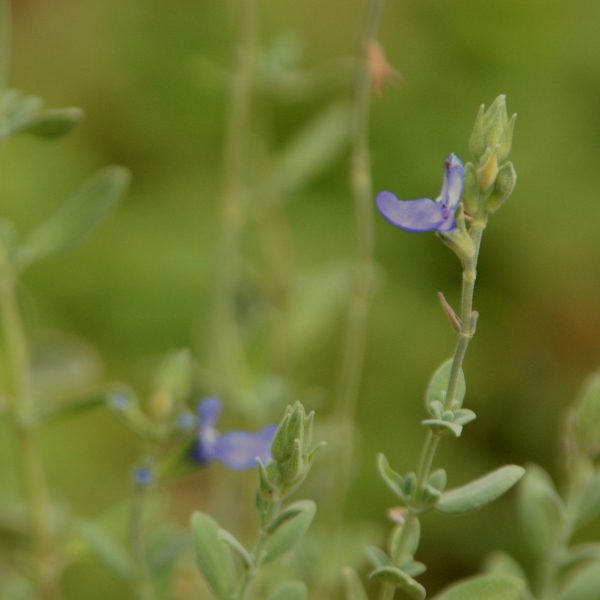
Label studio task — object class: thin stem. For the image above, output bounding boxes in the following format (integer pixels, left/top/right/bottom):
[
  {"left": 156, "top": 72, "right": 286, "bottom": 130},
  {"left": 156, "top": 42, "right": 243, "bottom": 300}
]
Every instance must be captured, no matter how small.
[
  {"left": 0, "top": 270, "right": 58, "bottom": 599},
  {"left": 129, "top": 483, "right": 155, "bottom": 600},
  {"left": 213, "top": 0, "right": 257, "bottom": 401},
  {"left": 236, "top": 500, "right": 280, "bottom": 600},
  {"left": 380, "top": 220, "right": 487, "bottom": 600},
  {"left": 330, "top": 0, "right": 385, "bottom": 535}
]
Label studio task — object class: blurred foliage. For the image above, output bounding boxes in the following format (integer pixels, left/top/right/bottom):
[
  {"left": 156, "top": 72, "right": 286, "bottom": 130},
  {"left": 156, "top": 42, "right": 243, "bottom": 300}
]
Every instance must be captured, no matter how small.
[{"left": 1, "top": 0, "right": 600, "bottom": 597}]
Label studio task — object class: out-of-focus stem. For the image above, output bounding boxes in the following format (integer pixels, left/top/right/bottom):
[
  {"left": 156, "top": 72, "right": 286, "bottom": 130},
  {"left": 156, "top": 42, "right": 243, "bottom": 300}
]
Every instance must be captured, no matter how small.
[
  {"left": 129, "top": 482, "right": 155, "bottom": 600},
  {"left": 236, "top": 499, "right": 280, "bottom": 600},
  {"left": 0, "top": 269, "right": 58, "bottom": 599},
  {"left": 380, "top": 221, "right": 486, "bottom": 600},
  {"left": 0, "top": 0, "right": 11, "bottom": 90},
  {"left": 330, "top": 0, "right": 385, "bottom": 531},
  {"left": 213, "top": 0, "right": 257, "bottom": 401}
]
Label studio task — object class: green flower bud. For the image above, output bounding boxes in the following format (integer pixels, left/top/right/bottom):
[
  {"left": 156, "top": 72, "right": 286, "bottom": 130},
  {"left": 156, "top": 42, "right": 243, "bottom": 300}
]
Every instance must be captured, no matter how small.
[
  {"left": 476, "top": 150, "right": 498, "bottom": 192},
  {"left": 468, "top": 104, "right": 486, "bottom": 160},
  {"left": 486, "top": 161, "right": 517, "bottom": 214},
  {"left": 496, "top": 113, "right": 516, "bottom": 163},
  {"left": 468, "top": 95, "right": 516, "bottom": 165},
  {"left": 461, "top": 162, "right": 480, "bottom": 216}
]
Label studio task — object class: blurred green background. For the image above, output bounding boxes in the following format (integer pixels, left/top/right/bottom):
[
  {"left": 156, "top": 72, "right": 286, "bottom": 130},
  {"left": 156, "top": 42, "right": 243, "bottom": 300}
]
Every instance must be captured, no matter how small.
[{"left": 2, "top": 0, "right": 600, "bottom": 597}]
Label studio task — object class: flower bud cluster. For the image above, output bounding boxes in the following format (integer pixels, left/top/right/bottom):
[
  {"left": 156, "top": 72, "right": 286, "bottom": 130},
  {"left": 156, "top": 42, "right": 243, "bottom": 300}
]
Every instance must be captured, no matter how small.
[
  {"left": 256, "top": 402, "right": 319, "bottom": 522},
  {"left": 464, "top": 95, "right": 517, "bottom": 217}
]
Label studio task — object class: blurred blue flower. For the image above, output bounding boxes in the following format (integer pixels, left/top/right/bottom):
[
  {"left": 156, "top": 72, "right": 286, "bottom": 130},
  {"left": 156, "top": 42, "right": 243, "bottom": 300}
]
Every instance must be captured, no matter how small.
[
  {"left": 376, "top": 154, "right": 464, "bottom": 232},
  {"left": 191, "top": 397, "right": 277, "bottom": 471},
  {"left": 133, "top": 465, "right": 153, "bottom": 488}
]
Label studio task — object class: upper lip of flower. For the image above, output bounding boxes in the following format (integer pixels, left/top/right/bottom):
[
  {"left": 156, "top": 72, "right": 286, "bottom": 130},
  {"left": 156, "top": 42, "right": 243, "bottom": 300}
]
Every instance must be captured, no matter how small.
[{"left": 375, "top": 154, "right": 464, "bottom": 233}]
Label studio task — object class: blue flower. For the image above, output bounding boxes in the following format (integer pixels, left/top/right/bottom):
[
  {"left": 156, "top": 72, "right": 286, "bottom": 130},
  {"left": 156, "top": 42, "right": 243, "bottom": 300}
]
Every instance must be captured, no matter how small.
[
  {"left": 133, "top": 465, "right": 153, "bottom": 488},
  {"left": 376, "top": 154, "right": 464, "bottom": 233},
  {"left": 191, "top": 397, "right": 277, "bottom": 471}
]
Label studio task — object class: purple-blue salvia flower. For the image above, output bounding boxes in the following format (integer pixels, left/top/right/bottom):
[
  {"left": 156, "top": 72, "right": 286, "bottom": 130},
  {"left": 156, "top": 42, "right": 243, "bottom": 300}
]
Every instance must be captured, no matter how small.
[
  {"left": 376, "top": 154, "right": 464, "bottom": 232},
  {"left": 192, "top": 397, "right": 277, "bottom": 471}
]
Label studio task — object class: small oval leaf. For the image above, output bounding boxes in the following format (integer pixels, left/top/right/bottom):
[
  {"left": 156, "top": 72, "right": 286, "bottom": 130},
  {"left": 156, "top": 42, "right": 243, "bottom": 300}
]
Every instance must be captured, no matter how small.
[
  {"left": 370, "top": 566, "right": 426, "bottom": 600},
  {"left": 571, "top": 470, "right": 600, "bottom": 530},
  {"left": 267, "top": 581, "right": 307, "bottom": 600},
  {"left": 18, "top": 166, "right": 130, "bottom": 266},
  {"left": 343, "top": 567, "right": 368, "bottom": 600},
  {"left": 377, "top": 453, "right": 405, "bottom": 500},
  {"left": 518, "top": 464, "right": 564, "bottom": 557},
  {"left": 14, "top": 107, "right": 83, "bottom": 139},
  {"left": 437, "top": 465, "right": 525, "bottom": 513},
  {"left": 426, "top": 358, "right": 466, "bottom": 411},
  {"left": 433, "top": 573, "right": 524, "bottom": 600},
  {"left": 190, "top": 512, "right": 237, "bottom": 600},
  {"left": 263, "top": 500, "right": 316, "bottom": 564},
  {"left": 74, "top": 520, "right": 135, "bottom": 581},
  {"left": 558, "top": 561, "right": 600, "bottom": 600}
]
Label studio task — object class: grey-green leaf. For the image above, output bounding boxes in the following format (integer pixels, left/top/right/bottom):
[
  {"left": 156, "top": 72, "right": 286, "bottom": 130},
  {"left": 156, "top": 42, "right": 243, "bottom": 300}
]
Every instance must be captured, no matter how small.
[
  {"left": 572, "top": 470, "right": 600, "bottom": 530},
  {"left": 366, "top": 545, "right": 391, "bottom": 569},
  {"left": 190, "top": 512, "right": 237, "bottom": 600},
  {"left": 484, "top": 551, "right": 529, "bottom": 585},
  {"left": 267, "top": 581, "right": 307, "bottom": 600},
  {"left": 343, "top": 568, "right": 368, "bottom": 600},
  {"left": 18, "top": 166, "right": 130, "bottom": 266},
  {"left": 217, "top": 529, "right": 253, "bottom": 569},
  {"left": 433, "top": 574, "right": 525, "bottom": 600},
  {"left": 263, "top": 102, "right": 350, "bottom": 200},
  {"left": 13, "top": 107, "right": 83, "bottom": 138},
  {"left": 74, "top": 520, "right": 135, "bottom": 581},
  {"left": 370, "top": 566, "right": 426, "bottom": 600},
  {"left": 426, "top": 358, "right": 466, "bottom": 411},
  {"left": 518, "top": 464, "right": 565, "bottom": 557},
  {"left": 558, "top": 561, "right": 600, "bottom": 600},
  {"left": 377, "top": 453, "right": 405, "bottom": 499},
  {"left": 263, "top": 500, "right": 316, "bottom": 564},
  {"left": 437, "top": 465, "right": 525, "bottom": 513},
  {"left": 571, "top": 370, "right": 600, "bottom": 458}
]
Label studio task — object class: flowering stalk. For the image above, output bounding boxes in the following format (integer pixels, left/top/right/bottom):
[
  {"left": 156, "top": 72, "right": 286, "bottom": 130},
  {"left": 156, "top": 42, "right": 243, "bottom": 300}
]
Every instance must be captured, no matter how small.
[
  {"left": 371, "top": 97, "right": 521, "bottom": 600},
  {"left": 331, "top": 0, "right": 386, "bottom": 532},
  {"left": 212, "top": 0, "right": 257, "bottom": 401},
  {"left": 191, "top": 402, "right": 319, "bottom": 600},
  {"left": 0, "top": 266, "right": 58, "bottom": 599},
  {"left": 379, "top": 221, "right": 485, "bottom": 600}
]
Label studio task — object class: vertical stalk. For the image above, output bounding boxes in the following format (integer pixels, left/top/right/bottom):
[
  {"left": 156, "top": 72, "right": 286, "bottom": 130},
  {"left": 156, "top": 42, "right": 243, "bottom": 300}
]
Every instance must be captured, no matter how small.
[
  {"left": 330, "top": 0, "right": 385, "bottom": 530},
  {"left": 0, "top": 0, "right": 11, "bottom": 91},
  {"left": 129, "top": 483, "right": 155, "bottom": 600},
  {"left": 0, "top": 269, "right": 58, "bottom": 599},
  {"left": 380, "top": 220, "right": 487, "bottom": 600},
  {"left": 213, "top": 0, "right": 257, "bottom": 401}
]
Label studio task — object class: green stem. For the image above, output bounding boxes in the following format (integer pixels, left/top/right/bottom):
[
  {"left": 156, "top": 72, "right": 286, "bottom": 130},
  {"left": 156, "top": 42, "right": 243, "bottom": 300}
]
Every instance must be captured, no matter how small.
[
  {"left": 236, "top": 500, "right": 280, "bottom": 600},
  {"left": 129, "top": 482, "right": 155, "bottom": 600},
  {"left": 330, "top": 0, "right": 385, "bottom": 537},
  {"left": 213, "top": 0, "right": 257, "bottom": 402},
  {"left": 380, "top": 220, "right": 487, "bottom": 600},
  {"left": 0, "top": 270, "right": 58, "bottom": 599}
]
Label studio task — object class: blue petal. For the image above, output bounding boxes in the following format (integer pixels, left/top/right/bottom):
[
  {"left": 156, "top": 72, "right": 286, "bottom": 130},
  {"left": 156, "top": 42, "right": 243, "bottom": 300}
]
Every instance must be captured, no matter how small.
[
  {"left": 376, "top": 192, "right": 446, "bottom": 232},
  {"left": 191, "top": 427, "right": 218, "bottom": 464},
  {"left": 439, "top": 153, "right": 464, "bottom": 211},
  {"left": 213, "top": 425, "right": 277, "bottom": 471},
  {"left": 197, "top": 397, "right": 221, "bottom": 427}
]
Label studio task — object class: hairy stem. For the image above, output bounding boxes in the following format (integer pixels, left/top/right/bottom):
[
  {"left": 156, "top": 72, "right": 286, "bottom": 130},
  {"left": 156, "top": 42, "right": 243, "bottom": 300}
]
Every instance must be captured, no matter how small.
[
  {"left": 213, "top": 0, "right": 257, "bottom": 401},
  {"left": 236, "top": 500, "right": 280, "bottom": 600},
  {"left": 0, "top": 270, "right": 58, "bottom": 599},
  {"left": 380, "top": 220, "right": 487, "bottom": 600}
]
